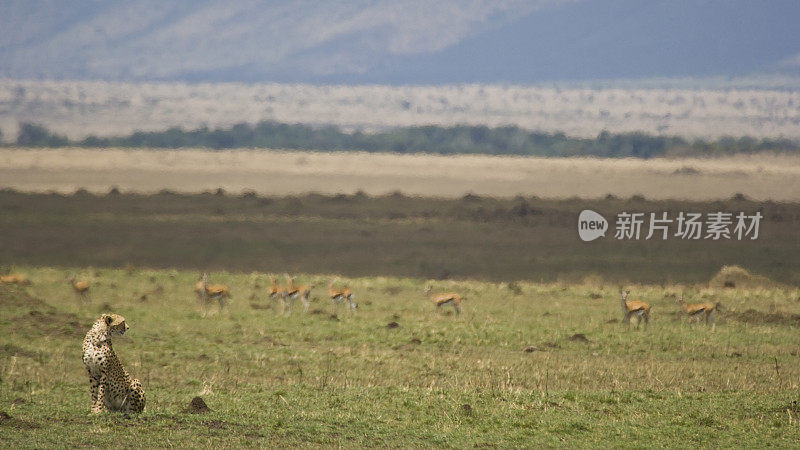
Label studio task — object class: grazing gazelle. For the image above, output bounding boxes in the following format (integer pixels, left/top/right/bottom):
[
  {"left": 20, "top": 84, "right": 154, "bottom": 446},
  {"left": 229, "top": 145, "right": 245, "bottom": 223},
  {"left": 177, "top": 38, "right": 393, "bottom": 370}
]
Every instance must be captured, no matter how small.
[
  {"left": 676, "top": 295, "right": 717, "bottom": 330},
  {"left": 328, "top": 280, "right": 357, "bottom": 314},
  {"left": 68, "top": 275, "right": 91, "bottom": 302},
  {"left": 0, "top": 274, "right": 31, "bottom": 285},
  {"left": 286, "top": 276, "right": 312, "bottom": 313},
  {"left": 424, "top": 286, "right": 463, "bottom": 316},
  {"left": 620, "top": 290, "right": 650, "bottom": 329},
  {"left": 198, "top": 273, "right": 231, "bottom": 311}
]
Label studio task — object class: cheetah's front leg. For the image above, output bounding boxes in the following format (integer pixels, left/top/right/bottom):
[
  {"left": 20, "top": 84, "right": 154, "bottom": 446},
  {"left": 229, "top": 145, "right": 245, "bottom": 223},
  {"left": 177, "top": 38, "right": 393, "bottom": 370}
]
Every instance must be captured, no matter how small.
[
  {"left": 127, "top": 378, "right": 146, "bottom": 413},
  {"left": 92, "top": 381, "right": 107, "bottom": 414},
  {"left": 88, "top": 373, "right": 101, "bottom": 407}
]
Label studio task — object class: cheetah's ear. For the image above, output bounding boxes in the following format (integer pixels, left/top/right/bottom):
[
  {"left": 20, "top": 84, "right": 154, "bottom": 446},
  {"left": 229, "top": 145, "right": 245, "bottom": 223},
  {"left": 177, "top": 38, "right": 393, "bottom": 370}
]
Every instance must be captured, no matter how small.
[{"left": 104, "top": 315, "right": 113, "bottom": 326}]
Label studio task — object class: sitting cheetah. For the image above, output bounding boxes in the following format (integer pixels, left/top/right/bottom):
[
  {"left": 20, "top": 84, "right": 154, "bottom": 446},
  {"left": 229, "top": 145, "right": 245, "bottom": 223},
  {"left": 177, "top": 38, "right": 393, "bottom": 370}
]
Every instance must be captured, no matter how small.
[{"left": 82, "top": 314, "right": 145, "bottom": 414}]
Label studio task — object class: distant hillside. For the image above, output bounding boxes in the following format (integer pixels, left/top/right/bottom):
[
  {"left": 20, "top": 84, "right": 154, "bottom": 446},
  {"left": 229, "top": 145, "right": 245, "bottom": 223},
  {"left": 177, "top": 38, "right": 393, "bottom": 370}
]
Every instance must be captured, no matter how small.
[{"left": 1, "top": 0, "right": 799, "bottom": 83}]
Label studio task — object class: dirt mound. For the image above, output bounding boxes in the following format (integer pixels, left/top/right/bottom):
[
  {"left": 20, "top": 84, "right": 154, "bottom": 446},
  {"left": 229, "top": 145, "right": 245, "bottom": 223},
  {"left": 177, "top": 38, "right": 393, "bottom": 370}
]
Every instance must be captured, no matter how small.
[
  {"left": 524, "top": 341, "right": 561, "bottom": 352},
  {"left": 17, "top": 310, "right": 84, "bottom": 338},
  {"left": 709, "top": 265, "right": 775, "bottom": 289},
  {"left": 386, "top": 321, "right": 400, "bottom": 329},
  {"left": 1, "top": 284, "right": 85, "bottom": 339},
  {"left": 0, "top": 285, "right": 48, "bottom": 309},
  {"left": 1, "top": 285, "right": 83, "bottom": 338},
  {"left": 187, "top": 397, "right": 211, "bottom": 414},
  {"left": 568, "top": 333, "right": 590, "bottom": 343}
]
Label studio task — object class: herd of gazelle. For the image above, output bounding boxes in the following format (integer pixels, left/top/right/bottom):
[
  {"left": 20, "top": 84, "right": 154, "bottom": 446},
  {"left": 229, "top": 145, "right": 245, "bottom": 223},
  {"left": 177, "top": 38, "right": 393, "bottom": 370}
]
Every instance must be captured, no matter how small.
[
  {"left": 267, "top": 275, "right": 315, "bottom": 313},
  {"left": 193, "top": 273, "right": 353, "bottom": 314},
  {"left": 0, "top": 273, "right": 92, "bottom": 302},
  {"left": 620, "top": 289, "right": 717, "bottom": 330},
  {"left": 1, "top": 271, "right": 718, "bottom": 327},
  {"left": 194, "top": 275, "right": 462, "bottom": 317}
]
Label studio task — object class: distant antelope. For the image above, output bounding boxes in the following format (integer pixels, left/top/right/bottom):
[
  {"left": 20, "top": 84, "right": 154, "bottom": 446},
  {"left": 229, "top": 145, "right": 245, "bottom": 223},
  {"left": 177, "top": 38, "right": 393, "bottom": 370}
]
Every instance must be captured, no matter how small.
[
  {"left": 0, "top": 274, "right": 31, "bottom": 285},
  {"left": 286, "top": 276, "right": 312, "bottom": 313},
  {"left": 268, "top": 275, "right": 288, "bottom": 311},
  {"left": 676, "top": 295, "right": 717, "bottom": 330},
  {"left": 68, "top": 275, "right": 91, "bottom": 302},
  {"left": 620, "top": 290, "right": 650, "bottom": 329},
  {"left": 329, "top": 280, "right": 357, "bottom": 314},
  {"left": 194, "top": 278, "right": 206, "bottom": 303},
  {"left": 198, "top": 273, "right": 231, "bottom": 311},
  {"left": 424, "top": 286, "right": 463, "bottom": 316}
]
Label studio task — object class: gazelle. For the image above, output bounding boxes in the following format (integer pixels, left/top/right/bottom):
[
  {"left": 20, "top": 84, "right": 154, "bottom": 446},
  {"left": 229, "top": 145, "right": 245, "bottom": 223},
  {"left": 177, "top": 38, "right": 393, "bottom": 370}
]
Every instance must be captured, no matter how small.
[
  {"left": 268, "top": 275, "right": 288, "bottom": 311},
  {"left": 424, "top": 286, "right": 463, "bottom": 316},
  {"left": 198, "top": 273, "right": 231, "bottom": 311},
  {"left": 194, "top": 278, "right": 206, "bottom": 303},
  {"left": 68, "top": 275, "right": 91, "bottom": 302},
  {"left": 0, "top": 274, "right": 31, "bottom": 285},
  {"left": 676, "top": 295, "right": 717, "bottom": 330},
  {"left": 620, "top": 290, "right": 650, "bottom": 329},
  {"left": 329, "top": 280, "right": 357, "bottom": 314},
  {"left": 286, "top": 276, "right": 313, "bottom": 313}
]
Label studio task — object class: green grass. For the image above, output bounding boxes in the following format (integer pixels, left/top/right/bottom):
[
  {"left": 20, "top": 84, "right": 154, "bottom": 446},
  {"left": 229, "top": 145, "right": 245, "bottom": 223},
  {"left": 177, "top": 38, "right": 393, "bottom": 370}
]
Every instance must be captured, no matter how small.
[
  {"left": 1, "top": 190, "right": 799, "bottom": 285},
  {"left": 2, "top": 266, "right": 800, "bottom": 447}
]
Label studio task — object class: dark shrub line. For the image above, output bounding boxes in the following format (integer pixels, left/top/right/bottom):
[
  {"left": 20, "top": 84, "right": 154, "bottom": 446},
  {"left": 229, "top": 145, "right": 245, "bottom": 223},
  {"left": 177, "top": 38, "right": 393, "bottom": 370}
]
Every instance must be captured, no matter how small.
[{"left": 9, "top": 121, "right": 800, "bottom": 159}]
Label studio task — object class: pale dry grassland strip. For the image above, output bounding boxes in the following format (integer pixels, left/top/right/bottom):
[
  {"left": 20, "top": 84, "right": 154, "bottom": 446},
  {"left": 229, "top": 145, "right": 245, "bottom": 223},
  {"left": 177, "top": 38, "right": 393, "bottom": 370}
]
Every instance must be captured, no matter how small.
[{"left": 2, "top": 148, "right": 800, "bottom": 200}]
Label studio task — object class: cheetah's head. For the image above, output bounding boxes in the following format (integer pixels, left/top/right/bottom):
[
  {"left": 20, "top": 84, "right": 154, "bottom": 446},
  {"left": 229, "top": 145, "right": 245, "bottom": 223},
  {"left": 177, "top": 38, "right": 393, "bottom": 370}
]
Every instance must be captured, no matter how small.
[{"left": 100, "top": 313, "right": 129, "bottom": 338}]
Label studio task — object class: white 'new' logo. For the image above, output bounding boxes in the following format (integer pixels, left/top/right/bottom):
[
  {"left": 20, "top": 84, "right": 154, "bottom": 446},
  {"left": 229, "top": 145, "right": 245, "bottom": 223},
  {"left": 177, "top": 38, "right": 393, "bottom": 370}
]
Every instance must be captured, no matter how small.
[{"left": 578, "top": 210, "right": 608, "bottom": 241}]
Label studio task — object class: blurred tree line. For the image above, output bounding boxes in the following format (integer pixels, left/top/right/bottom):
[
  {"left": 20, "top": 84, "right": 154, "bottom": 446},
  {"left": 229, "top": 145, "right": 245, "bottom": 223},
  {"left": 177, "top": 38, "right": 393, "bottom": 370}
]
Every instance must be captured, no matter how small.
[{"left": 8, "top": 121, "right": 799, "bottom": 158}]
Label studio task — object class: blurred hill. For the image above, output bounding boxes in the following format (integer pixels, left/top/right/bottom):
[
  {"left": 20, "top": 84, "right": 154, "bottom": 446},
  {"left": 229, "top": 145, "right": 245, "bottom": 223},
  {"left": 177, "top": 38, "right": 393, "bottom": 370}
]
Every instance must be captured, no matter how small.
[{"left": 1, "top": 0, "right": 799, "bottom": 84}]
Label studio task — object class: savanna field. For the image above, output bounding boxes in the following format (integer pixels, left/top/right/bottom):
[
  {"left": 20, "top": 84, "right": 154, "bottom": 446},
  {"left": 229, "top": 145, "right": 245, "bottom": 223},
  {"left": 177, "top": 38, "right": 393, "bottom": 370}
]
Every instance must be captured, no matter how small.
[
  {"left": 4, "top": 4, "right": 800, "bottom": 448},
  {"left": 1, "top": 179, "right": 800, "bottom": 447},
  {"left": 1, "top": 264, "right": 800, "bottom": 447}
]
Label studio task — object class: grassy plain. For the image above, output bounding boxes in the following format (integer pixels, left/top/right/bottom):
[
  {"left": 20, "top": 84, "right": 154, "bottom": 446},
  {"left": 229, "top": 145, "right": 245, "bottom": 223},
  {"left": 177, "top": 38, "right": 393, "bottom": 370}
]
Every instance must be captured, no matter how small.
[
  {"left": 1, "top": 266, "right": 799, "bottom": 447},
  {"left": 0, "top": 189, "right": 799, "bottom": 285},
  {"left": 1, "top": 180, "right": 798, "bottom": 446}
]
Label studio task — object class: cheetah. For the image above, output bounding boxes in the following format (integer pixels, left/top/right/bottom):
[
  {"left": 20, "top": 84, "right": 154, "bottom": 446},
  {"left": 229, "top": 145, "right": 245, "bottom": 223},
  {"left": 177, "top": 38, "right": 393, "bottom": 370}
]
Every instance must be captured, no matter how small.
[{"left": 82, "top": 314, "right": 145, "bottom": 414}]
